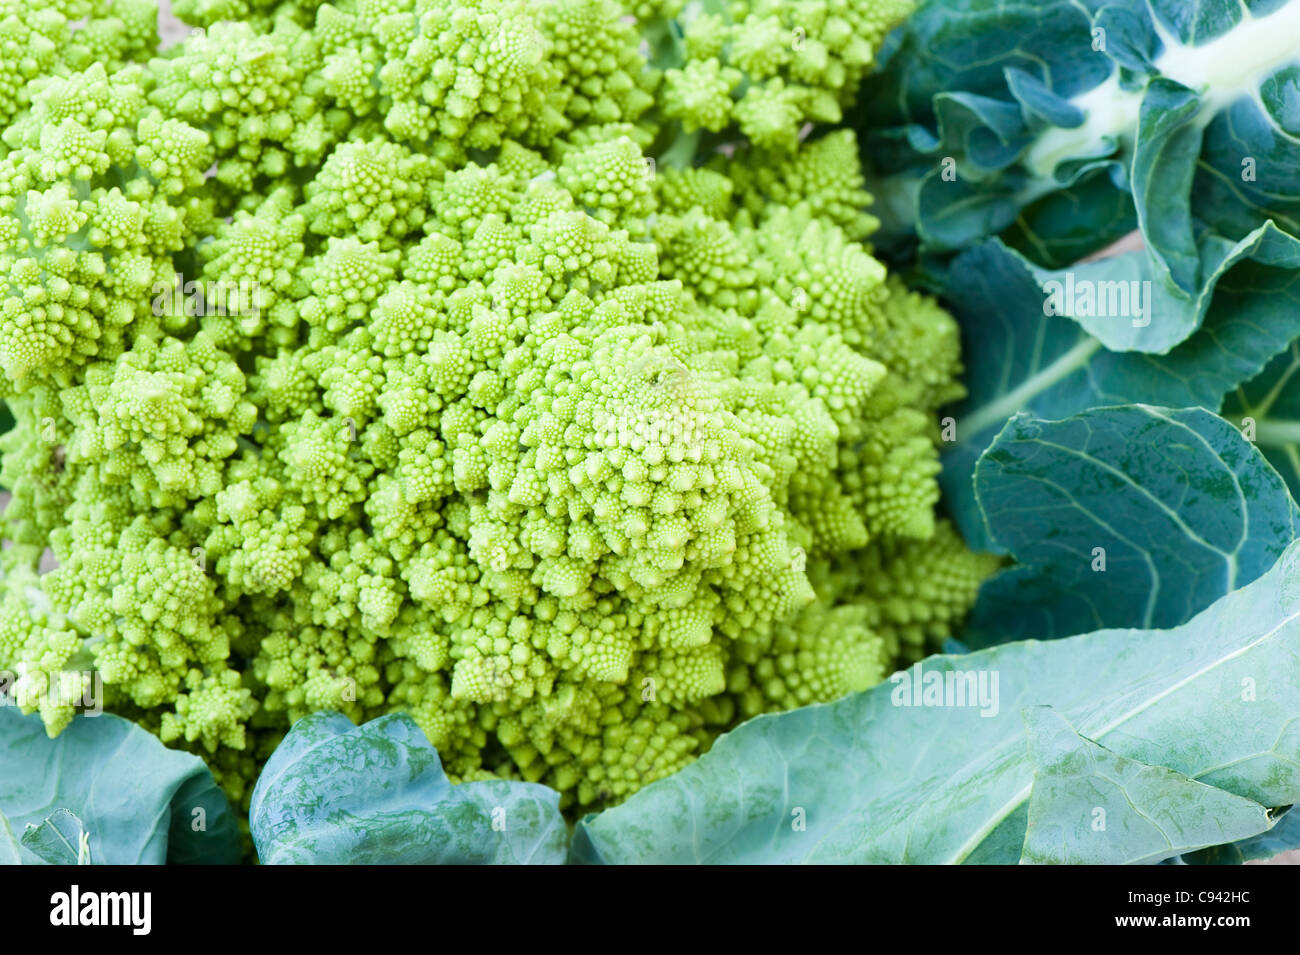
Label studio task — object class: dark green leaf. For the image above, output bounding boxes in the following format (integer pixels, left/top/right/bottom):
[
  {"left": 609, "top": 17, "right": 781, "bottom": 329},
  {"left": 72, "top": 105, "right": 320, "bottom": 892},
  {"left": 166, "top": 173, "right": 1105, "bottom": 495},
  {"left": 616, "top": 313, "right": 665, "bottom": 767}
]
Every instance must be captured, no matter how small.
[
  {"left": 863, "top": 0, "right": 1300, "bottom": 348},
  {"left": 938, "top": 239, "right": 1300, "bottom": 548},
  {"left": 1224, "top": 342, "right": 1300, "bottom": 495},
  {"left": 966, "top": 406, "right": 1298, "bottom": 646}
]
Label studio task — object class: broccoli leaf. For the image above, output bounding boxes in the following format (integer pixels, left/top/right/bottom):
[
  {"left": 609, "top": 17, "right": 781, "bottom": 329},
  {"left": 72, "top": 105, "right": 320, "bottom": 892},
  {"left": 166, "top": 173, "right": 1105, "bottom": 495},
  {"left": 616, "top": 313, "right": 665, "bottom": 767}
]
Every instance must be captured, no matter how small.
[
  {"left": 20, "top": 809, "right": 92, "bottom": 865},
  {"left": 862, "top": 0, "right": 1300, "bottom": 351},
  {"left": 0, "top": 811, "right": 19, "bottom": 865},
  {"left": 1224, "top": 342, "right": 1300, "bottom": 496},
  {"left": 964, "top": 406, "right": 1299, "bottom": 647},
  {"left": 250, "top": 712, "right": 568, "bottom": 865},
  {"left": 1181, "top": 806, "right": 1300, "bottom": 864},
  {"left": 0, "top": 708, "right": 240, "bottom": 864},
  {"left": 572, "top": 540, "right": 1300, "bottom": 863},
  {"left": 1014, "top": 223, "right": 1300, "bottom": 353},
  {"left": 938, "top": 238, "right": 1300, "bottom": 549},
  {"left": 1020, "top": 707, "right": 1271, "bottom": 865}
]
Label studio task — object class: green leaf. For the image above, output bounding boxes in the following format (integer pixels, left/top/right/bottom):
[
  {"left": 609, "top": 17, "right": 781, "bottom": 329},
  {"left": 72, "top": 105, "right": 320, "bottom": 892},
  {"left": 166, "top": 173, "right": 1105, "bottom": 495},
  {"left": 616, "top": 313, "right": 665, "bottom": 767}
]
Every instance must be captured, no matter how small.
[
  {"left": 966, "top": 406, "right": 1299, "bottom": 646},
  {"left": 250, "top": 712, "right": 568, "bottom": 865},
  {"left": 572, "top": 541, "right": 1300, "bottom": 863},
  {"left": 0, "top": 708, "right": 241, "bottom": 864},
  {"left": 938, "top": 239, "right": 1300, "bottom": 549},
  {"left": 1001, "top": 172, "right": 1138, "bottom": 270},
  {"left": 1181, "top": 807, "right": 1300, "bottom": 864},
  {"left": 1224, "top": 341, "right": 1300, "bottom": 495},
  {"left": 1021, "top": 707, "right": 1271, "bottom": 865},
  {"left": 1128, "top": 79, "right": 1203, "bottom": 300},
  {"left": 20, "top": 809, "right": 92, "bottom": 865},
  {"left": 0, "top": 811, "right": 19, "bottom": 865},
  {"left": 862, "top": 0, "right": 1300, "bottom": 349},
  {"left": 1021, "top": 223, "right": 1300, "bottom": 353}
]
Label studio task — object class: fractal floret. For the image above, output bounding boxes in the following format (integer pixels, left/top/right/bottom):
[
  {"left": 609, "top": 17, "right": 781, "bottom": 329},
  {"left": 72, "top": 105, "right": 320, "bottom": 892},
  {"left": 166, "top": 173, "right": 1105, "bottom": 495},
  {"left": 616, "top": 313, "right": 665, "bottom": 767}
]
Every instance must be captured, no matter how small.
[{"left": 0, "top": 0, "right": 996, "bottom": 812}]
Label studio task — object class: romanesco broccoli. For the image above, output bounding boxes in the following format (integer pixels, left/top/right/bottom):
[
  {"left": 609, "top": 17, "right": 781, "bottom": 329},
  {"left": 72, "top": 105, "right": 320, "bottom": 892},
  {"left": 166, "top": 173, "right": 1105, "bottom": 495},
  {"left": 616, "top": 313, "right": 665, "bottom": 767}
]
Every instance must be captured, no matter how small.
[{"left": 0, "top": 0, "right": 997, "bottom": 813}]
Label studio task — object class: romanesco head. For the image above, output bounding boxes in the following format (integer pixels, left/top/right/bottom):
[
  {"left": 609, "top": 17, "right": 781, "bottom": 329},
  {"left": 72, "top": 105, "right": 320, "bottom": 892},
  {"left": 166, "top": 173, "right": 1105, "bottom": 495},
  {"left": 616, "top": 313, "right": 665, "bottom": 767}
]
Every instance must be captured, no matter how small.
[{"left": 0, "top": 0, "right": 990, "bottom": 816}]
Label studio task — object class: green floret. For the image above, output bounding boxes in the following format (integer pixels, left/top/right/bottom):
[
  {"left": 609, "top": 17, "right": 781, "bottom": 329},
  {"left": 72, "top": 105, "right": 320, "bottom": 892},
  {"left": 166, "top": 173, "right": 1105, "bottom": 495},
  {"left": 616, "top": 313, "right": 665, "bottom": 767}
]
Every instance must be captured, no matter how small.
[
  {"left": 661, "top": 59, "right": 742, "bottom": 133},
  {"left": 0, "top": 0, "right": 161, "bottom": 137},
  {"left": 0, "top": 62, "right": 214, "bottom": 385},
  {"left": 0, "top": 0, "right": 990, "bottom": 818},
  {"left": 642, "top": 0, "right": 917, "bottom": 151},
  {"left": 303, "top": 138, "right": 436, "bottom": 243}
]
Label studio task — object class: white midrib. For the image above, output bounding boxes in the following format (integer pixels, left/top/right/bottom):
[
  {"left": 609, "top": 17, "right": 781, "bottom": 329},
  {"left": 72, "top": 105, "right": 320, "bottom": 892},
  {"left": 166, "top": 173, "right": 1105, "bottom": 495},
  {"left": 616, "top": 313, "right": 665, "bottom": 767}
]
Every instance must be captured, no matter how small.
[
  {"left": 959, "top": 336, "right": 1103, "bottom": 439},
  {"left": 1022, "top": 0, "right": 1300, "bottom": 181}
]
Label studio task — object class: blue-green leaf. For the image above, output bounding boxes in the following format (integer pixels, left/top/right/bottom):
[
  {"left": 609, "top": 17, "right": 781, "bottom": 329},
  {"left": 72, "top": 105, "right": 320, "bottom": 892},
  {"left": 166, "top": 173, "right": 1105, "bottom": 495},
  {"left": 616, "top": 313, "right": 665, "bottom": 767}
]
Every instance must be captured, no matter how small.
[
  {"left": 20, "top": 809, "right": 92, "bottom": 865},
  {"left": 572, "top": 541, "right": 1300, "bottom": 864},
  {"left": 1021, "top": 707, "right": 1271, "bottom": 865},
  {"left": 1224, "top": 342, "right": 1300, "bottom": 495},
  {"left": 938, "top": 239, "right": 1300, "bottom": 549},
  {"left": 1181, "top": 807, "right": 1300, "bottom": 864},
  {"left": 1128, "top": 79, "right": 1203, "bottom": 300},
  {"left": 250, "top": 712, "right": 567, "bottom": 865},
  {"left": 0, "top": 708, "right": 240, "bottom": 864},
  {"left": 0, "top": 811, "right": 19, "bottom": 865},
  {"left": 862, "top": 0, "right": 1300, "bottom": 349},
  {"left": 966, "top": 406, "right": 1299, "bottom": 646},
  {"left": 1021, "top": 223, "right": 1300, "bottom": 353}
]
